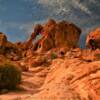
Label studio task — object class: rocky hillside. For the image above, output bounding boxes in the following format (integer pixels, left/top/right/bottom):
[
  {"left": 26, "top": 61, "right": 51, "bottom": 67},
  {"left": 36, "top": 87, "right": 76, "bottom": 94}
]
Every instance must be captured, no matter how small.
[{"left": 0, "top": 20, "right": 99, "bottom": 100}]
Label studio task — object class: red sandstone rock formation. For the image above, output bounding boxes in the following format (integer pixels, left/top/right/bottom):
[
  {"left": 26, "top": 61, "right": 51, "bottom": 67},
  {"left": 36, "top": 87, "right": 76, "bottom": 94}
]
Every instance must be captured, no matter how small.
[
  {"left": 0, "top": 32, "right": 22, "bottom": 61},
  {"left": 29, "top": 19, "right": 81, "bottom": 52},
  {"left": 25, "top": 24, "right": 43, "bottom": 50},
  {"left": 0, "top": 32, "right": 17, "bottom": 49},
  {"left": 31, "top": 58, "right": 100, "bottom": 100},
  {"left": 86, "top": 28, "right": 100, "bottom": 49},
  {"left": 0, "top": 20, "right": 100, "bottom": 100}
]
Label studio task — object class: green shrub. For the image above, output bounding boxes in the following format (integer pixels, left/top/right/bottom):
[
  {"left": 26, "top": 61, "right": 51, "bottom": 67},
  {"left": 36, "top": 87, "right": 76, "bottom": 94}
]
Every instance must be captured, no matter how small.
[
  {"left": 51, "top": 53, "right": 57, "bottom": 59},
  {"left": 0, "top": 63, "right": 22, "bottom": 89}
]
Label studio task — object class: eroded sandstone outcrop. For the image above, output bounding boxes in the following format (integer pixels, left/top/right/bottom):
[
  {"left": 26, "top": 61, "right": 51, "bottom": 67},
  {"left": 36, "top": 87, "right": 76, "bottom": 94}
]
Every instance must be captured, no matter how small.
[
  {"left": 86, "top": 28, "right": 100, "bottom": 49},
  {"left": 0, "top": 32, "right": 17, "bottom": 49},
  {"left": 22, "top": 49, "right": 99, "bottom": 100},
  {"left": 26, "top": 19, "right": 82, "bottom": 52},
  {"left": 0, "top": 21, "right": 100, "bottom": 100},
  {"left": 0, "top": 32, "right": 22, "bottom": 60},
  {"left": 32, "top": 59, "right": 100, "bottom": 100}
]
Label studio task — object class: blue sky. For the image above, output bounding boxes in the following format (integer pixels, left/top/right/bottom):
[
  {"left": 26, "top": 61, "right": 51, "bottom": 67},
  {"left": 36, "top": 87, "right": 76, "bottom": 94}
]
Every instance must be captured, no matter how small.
[
  {"left": 0, "top": 0, "right": 38, "bottom": 41},
  {"left": 0, "top": 0, "right": 100, "bottom": 46}
]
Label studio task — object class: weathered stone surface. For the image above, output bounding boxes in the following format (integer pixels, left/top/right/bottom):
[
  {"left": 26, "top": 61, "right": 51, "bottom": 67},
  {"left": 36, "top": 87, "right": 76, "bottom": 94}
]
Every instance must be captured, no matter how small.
[
  {"left": 0, "top": 47, "right": 99, "bottom": 100},
  {"left": 0, "top": 21, "right": 100, "bottom": 100},
  {"left": 86, "top": 28, "right": 100, "bottom": 49},
  {"left": 0, "top": 32, "right": 17, "bottom": 49},
  {"left": 0, "top": 32, "right": 7, "bottom": 46},
  {"left": 0, "top": 32, "right": 22, "bottom": 61},
  {"left": 28, "top": 19, "right": 81, "bottom": 52},
  {"left": 31, "top": 57, "right": 100, "bottom": 100}
]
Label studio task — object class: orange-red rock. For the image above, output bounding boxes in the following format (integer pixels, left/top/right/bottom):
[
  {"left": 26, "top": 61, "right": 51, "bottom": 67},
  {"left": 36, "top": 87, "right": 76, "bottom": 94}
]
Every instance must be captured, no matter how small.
[
  {"left": 1, "top": 20, "right": 100, "bottom": 100},
  {"left": 86, "top": 28, "right": 100, "bottom": 49},
  {"left": 32, "top": 19, "right": 81, "bottom": 52},
  {"left": 24, "top": 51, "right": 100, "bottom": 100}
]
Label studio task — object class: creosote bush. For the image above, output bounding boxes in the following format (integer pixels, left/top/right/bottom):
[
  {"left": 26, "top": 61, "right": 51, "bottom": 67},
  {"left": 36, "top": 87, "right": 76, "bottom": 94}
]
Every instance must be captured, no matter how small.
[
  {"left": 0, "top": 63, "right": 22, "bottom": 90},
  {"left": 51, "top": 53, "right": 57, "bottom": 59}
]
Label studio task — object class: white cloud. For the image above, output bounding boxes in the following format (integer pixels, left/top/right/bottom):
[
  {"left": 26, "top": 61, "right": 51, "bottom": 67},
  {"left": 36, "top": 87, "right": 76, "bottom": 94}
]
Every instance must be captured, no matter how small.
[
  {"left": 38, "top": 0, "right": 55, "bottom": 6},
  {"left": 72, "top": 0, "right": 91, "bottom": 15},
  {"left": 38, "top": 0, "right": 71, "bottom": 16},
  {"left": 90, "top": 0, "right": 95, "bottom": 3},
  {"left": 38, "top": 0, "right": 92, "bottom": 15},
  {"left": 90, "top": 0, "right": 96, "bottom": 3}
]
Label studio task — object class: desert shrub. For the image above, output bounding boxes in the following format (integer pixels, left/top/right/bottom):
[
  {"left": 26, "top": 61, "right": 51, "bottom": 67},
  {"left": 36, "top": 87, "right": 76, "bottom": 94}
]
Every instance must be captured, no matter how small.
[
  {"left": 0, "top": 63, "right": 21, "bottom": 89},
  {"left": 51, "top": 53, "right": 57, "bottom": 59}
]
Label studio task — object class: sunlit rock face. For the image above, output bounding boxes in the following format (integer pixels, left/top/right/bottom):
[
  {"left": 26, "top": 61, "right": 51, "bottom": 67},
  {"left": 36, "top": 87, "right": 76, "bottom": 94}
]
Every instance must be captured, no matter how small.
[
  {"left": 0, "top": 32, "right": 16, "bottom": 49},
  {"left": 0, "top": 32, "right": 21, "bottom": 60},
  {"left": 0, "top": 32, "right": 7, "bottom": 46},
  {"left": 32, "top": 19, "right": 81, "bottom": 52},
  {"left": 86, "top": 28, "right": 100, "bottom": 49}
]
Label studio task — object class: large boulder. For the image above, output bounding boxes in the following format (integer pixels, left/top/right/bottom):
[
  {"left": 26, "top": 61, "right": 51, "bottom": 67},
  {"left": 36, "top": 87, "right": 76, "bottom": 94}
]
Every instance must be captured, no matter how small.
[
  {"left": 86, "top": 28, "right": 100, "bottom": 49},
  {"left": 33, "top": 19, "right": 81, "bottom": 52}
]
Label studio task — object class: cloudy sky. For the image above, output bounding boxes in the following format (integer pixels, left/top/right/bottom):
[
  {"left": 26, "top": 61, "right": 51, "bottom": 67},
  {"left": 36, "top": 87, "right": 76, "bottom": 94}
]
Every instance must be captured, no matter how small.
[{"left": 0, "top": 0, "right": 100, "bottom": 47}]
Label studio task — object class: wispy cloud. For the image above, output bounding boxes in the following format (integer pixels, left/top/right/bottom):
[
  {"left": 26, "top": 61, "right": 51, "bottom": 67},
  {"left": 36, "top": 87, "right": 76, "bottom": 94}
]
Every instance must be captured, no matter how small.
[
  {"left": 90, "top": 0, "right": 99, "bottom": 3},
  {"left": 38, "top": 0, "right": 55, "bottom": 6},
  {"left": 38, "top": 0, "right": 92, "bottom": 15},
  {"left": 72, "top": 0, "right": 91, "bottom": 15}
]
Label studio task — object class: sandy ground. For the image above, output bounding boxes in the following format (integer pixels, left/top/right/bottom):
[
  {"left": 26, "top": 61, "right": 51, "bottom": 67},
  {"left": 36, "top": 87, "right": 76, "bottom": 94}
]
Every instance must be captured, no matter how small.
[{"left": 0, "top": 66, "right": 50, "bottom": 100}]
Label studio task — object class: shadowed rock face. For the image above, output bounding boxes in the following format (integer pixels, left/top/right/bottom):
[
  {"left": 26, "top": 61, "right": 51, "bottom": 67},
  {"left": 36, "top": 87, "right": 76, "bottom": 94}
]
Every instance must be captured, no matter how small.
[
  {"left": 32, "top": 19, "right": 81, "bottom": 52},
  {"left": 86, "top": 28, "right": 100, "bottom": 49}
]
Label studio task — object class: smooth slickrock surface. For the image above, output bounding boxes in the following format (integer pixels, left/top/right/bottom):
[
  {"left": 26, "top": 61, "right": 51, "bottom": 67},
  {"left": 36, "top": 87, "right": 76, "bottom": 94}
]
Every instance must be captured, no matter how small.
[{"left": 0, "top": 49, "right": 100, "bottom": 100}]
